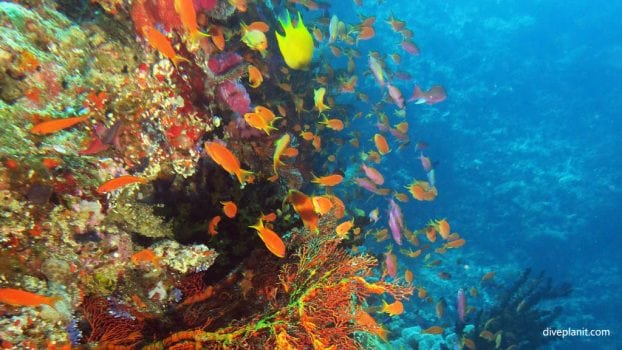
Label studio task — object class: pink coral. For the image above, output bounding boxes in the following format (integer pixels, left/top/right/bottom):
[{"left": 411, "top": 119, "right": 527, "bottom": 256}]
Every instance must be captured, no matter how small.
[
  {"left": 217, "top": 80, "right": 251, "bottom": 114},
  {"left": 208, "top": 52, "right": 243, "bottom": 75},
  {"left": 193, "top": 0, "right": 218, "bottom": 11}
]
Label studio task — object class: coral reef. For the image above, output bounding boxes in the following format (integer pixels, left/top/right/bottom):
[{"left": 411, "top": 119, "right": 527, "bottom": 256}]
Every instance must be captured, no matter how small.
[{"left": 467, "top": 269, "right": 572, "bottom": 349}]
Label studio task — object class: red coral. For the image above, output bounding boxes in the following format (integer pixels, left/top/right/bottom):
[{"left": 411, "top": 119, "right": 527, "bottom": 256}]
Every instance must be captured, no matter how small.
[{"left": 82, "top": 295, "right": 144, "bottom": 347}]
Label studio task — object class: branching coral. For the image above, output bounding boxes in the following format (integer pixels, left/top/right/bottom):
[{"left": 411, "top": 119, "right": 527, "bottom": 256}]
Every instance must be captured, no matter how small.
[
  {"left": 143, "top": 216, "right": 413, "bottom": 349},
  {"left": 468, "top": 269, "right": 572, "bottom": 349}
]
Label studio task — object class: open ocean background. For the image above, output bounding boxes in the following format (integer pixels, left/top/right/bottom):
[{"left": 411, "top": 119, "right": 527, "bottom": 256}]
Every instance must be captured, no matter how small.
[{"left": 328, "top": 0, "right": 621, "bottom": 348}]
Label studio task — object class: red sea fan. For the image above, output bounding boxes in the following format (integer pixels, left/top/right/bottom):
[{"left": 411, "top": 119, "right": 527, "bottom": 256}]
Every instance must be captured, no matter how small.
[
  {"left": 82, "top": 295, "right": 144, "bottom": 347},
  {"left": 217, "top": 80, "right": 251, "bottom": 115}
]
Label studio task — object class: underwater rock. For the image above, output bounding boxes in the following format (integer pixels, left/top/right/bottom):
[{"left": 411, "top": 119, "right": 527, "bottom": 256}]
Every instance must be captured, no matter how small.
[
  {"left": 152, "top": 240, "right": 218, "bottom": 273},
  {"left": 208, "top": 52, "right": 243, "bottom": 75}
]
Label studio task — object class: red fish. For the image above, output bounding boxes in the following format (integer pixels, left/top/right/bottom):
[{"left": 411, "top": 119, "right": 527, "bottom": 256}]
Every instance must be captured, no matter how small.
[{"left": 409, "top": 85, "right": 447, "bottom": 105}]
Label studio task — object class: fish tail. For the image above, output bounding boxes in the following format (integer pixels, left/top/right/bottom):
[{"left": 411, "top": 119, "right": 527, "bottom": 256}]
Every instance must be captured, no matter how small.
[
  {"left": 172, "top": 55, "right": 192, "bottom": 69},
  {"left": 236, "top": 169, "right": 254, "bottom": 184},
  {"left": 45, "top": 296, "right": 63, "bottom": 309},
  {"left": 191, "top": 31, "right": 211, "bottom": 43}
]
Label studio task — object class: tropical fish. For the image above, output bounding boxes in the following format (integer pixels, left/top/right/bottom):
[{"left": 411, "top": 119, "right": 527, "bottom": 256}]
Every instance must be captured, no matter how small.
[
  {"left": 404, "top": 269, "right": 414, "bottom": 285},
  {"left": 97, "top": 175, "right": 147, "bottom": 194},
  {"left": 419, "top": 152, "right": 433, "bottom": 173},
  {"left": 457, "top": 288, "right": 466, "bottom": 322},
  {"left": 481, "top": 271, "right": 496, "bottom": 282},
  {"left": 314, "top": 87, "right": 330, "bottom": 112},
  {"left": 354, "top": 309, "right": 388, "bottom": 341},
  {"left": 422, "top": 326, "right": 444, "bottom": 335},
  {"left": 270, "top": 133, "right": 291, "bottom": 180},
  {"left": 436, "top": 298, "right": 446, "bottom": 319},
  {"left": 405, "top": 180, "right": 438, "bottom": 201},
  {"left": 244, "top": 112, "right": 279, "bottom": 135},
  {"left": 444, "top": 238, "right": 466, "bottom": 249},
  {"left": 204, "top": 141, "right": 253, "bottom": 184},
  {"left": 387, "top": 83, "right": 404, "bottom": 109},
  {"left": 373, "top": 134, "right": 390, "bottom": 155},
  {"left": 386, "top": 14, "right": 405, "bottom": 32},
  {"left": 275, "top": 11, "right": 314, "bottom": 70},
  {"left": 436, "top": 219, "right": 450, "bottom": 239},
  {"left": 381, "top": 300, "right": 404, "bottom": 316},
  {"left": 221, "top": 201, "right": 238, "bottom": 218},
  {"left": 409, "top": 85, "right": 447, "bottom": 105},
  {"left": 383, "top": 248, "right": 397, "bottom": 278},
  {"left": 369, "top": 208, "right": 380, "bottom": 224},
  {"left": 401, "top": 40, "right": 420, "bottom": 55},
  {"left": 354, "top": 177, "right": 390, "bottom": 196},
  {"left": 131, "top": 248, "right": 159, "bottom": 266},
  {"left": 287, "top": 190, "right": 319, "bottom": 232},
  {"left": 247, "top": 64, "right": 263, "bottom": 88},
  {"left": 261, "top": 212, "right": 277, "bottom": 222},
  {"left": 0, "top": 288, "right": 60, "bottom": 308},
  {"left": 325, "top": 194, "right": 346, "bottom": 219},
  {"left": 142, "top": 26, "right": 190, "bottom": 68},
  {"left": 328, "top": 15, "right": 339, "bottom": 43},
  {"left": 311, "top": 195, "right": 333, "bottom": 215},
  {"left": 311, "top": 173, "right": 343, "bottom": 186},
  {"left": 368, "top": 54, "right": 386, "bottom": 87},
  {"left": 388, "top": 199, "right": 404, "bottom": 245},
  {"left": 30, "top": 116, "right": 88, "bottom": 135},
  {"left": 335, "top": 219, "right": 354, "bottom": 238},
  {"left": 318, "top": 116, "right": 344, "bottom": 131},
  {"left": 174, "top": 0, "right": 209, "bottom": 43},
  {"left": 249, "top": 219, "right": 286, "bottom": 258},
  {"left": 227, "top": 0, "right": 247, "bottom": 12},
  {"left": 361, "top": 163, "right": 384, "bottom": 185},
  {"left": 241, "top": 22, "right": 269, "bottom": 55},
  {"left": 208, "top": 215, "right": 221, "bottom": 236}
]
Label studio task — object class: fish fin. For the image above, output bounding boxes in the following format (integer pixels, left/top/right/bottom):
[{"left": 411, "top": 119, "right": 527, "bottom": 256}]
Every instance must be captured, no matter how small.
[
  {"left": 236, "top": 169, "right": 254, "bottom": 184},
  {"left": 172, "top": 55, "right": 191, "bottom": 69}
]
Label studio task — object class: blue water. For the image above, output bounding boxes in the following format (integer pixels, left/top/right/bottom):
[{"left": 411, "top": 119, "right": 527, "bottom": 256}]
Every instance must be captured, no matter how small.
[{"left": 325, "top": 1, "right": 621, "bottom": 348}]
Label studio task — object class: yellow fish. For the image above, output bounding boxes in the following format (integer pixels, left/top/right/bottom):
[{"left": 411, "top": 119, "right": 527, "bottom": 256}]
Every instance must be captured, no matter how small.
[
  {"left": 275, "top": 11, "right": 314, "bottom": 70},
  {"left": 314, "top": 87, "right": 330, "bottom": 112},
  {"left": 269, "top": 133, "right": 291, "bottom": 180}
]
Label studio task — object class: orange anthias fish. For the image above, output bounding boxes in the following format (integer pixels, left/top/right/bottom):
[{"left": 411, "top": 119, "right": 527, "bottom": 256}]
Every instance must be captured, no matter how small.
[
  {"left": 221, "top": 201, "right": 238, "bottom": 218},
  {"left": 381, "top": 300, "right": 404, "bottom": 316},
  {"left": 30, "top": 116, "right": 88, "bottom": 135},
  {"left": 131, "top": 248, "right": 159, "bottom": 266},
  {"left": 373, "top": 134, "right": 390, "bottom": 155},
  {"left": 142, "top": 26, "right": 190, "bottom": 68},
  {"left": 97, "top": 175, "right": 147, "bottom": 194},
  {"left": 311, "top": 173, "right": 344, "bottom": 187},
  {"left": 269, "top": 133, "right": 291, "bottom": 181},
  {"left": 406, "top": 180, "right": 438, "bottom": 201},
  {"left": 354, "top": 308, "right": 388, "bottom": 341},
  {"left": 174, "top": 0, "right": 209, "bottom": 43},
  {"left": 422, "top": 326, "right": 444, "bottom": 335},
  {"left": 228, "top": 0, "right": 247, "bottom": 12},
  {"left": 435, "top": 219, "right": 451, "bottom": 240},
  {"left": 314, "top": 87, "right": 330, "bottom": 112},
  {"left": 444, "top": 238, "right": 466, "bottom": 249},
  {"left": 335, "top": 219, "right": 354, "bottom": 238},
  {"left": 311, "top": 195, "right": 333, "bottom": 215},
  {"left": 204, "top": 141, "right": 253, "bottom": 184},
  {"left": 249, "top": 218, "right": 286, "bottom": 258},
  {"left": 247, "top": 64, "right": 263, "bottom": 88},
  {"left": 0, "top": 288, "right": 60, "bottom": 308},
  {"left": 287, "top": 190, "right": 319, "bottom": 232},
  {"left": 208, "top": 215, "right": 221, "bottom": 236},
  {"left": 318, "top": 116, "right": 344, "bottom": 131},
  {"left": 261, "top": 212, "right": 277, "bottom": 222},
  {"left": 244, "top": 111, "right": 279, "bottom": 135}
]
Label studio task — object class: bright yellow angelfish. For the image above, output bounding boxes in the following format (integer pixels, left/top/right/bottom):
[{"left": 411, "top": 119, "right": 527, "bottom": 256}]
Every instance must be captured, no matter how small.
[{"left": 275, "top": 11, "right": 314, "bottom": 70}]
